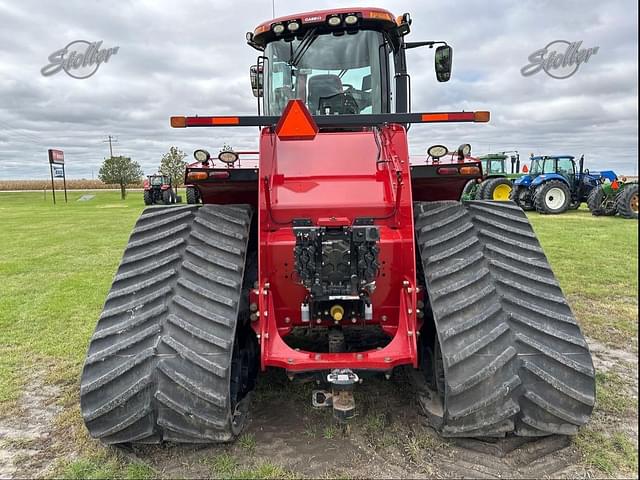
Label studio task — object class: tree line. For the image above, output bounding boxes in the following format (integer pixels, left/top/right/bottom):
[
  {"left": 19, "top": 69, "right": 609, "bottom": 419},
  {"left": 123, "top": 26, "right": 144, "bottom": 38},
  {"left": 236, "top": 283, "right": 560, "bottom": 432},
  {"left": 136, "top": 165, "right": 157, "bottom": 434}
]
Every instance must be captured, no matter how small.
[{"left": 98, "top": 146, "right": 188, "bottom": 199}]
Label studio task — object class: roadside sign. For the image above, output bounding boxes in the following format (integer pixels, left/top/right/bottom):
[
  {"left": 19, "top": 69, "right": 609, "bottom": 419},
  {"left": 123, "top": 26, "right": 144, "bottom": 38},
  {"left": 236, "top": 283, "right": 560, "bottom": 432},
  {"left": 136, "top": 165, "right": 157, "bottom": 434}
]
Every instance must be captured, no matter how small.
[
  {"left": 48, "top": 149, "right": 64, "bottom": 164},
  {"left": 48, "top": 149, "right": 67, "bottom": 204}
]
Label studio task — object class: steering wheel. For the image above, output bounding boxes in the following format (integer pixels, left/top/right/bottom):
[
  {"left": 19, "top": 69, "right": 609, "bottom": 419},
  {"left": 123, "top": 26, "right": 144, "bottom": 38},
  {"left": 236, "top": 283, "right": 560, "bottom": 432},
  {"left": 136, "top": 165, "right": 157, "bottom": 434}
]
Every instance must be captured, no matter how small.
[{"left": 318, "top": 91, "right": 359, "bottom": 115}]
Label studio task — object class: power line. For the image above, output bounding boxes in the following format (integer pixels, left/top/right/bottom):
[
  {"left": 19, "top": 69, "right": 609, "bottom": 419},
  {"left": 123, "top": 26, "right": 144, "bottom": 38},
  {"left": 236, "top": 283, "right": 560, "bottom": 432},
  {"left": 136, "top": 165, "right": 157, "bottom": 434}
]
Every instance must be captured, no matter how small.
[{"left": 102, "top": 135, "right": 118, "bottom": 158}]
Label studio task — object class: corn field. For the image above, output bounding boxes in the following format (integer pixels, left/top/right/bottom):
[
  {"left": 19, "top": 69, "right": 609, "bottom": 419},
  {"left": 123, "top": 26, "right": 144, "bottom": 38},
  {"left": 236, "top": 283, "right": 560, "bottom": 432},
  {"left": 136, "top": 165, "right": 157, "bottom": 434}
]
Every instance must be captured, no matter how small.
[{"left": 0, "top": 179, "right": 145, "bottom": 190}]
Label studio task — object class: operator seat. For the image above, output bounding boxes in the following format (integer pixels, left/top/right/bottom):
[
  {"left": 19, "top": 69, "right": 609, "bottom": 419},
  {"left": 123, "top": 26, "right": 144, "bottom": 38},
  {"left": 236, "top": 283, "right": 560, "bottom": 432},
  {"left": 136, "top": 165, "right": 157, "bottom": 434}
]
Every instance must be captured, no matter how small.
[{"left": 307, "top": 74, "right": 343, "bottom": 114}]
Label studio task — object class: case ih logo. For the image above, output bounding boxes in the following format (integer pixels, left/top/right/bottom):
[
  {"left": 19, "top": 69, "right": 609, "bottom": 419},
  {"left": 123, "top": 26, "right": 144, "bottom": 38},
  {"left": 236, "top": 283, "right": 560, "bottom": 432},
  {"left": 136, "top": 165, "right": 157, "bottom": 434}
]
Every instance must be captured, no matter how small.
[
  {"left": 41, "top": 40, "right": 119, "bottom": 79},
  {"left": 521, "top": 40, "right": 599, "bottom": 79}
]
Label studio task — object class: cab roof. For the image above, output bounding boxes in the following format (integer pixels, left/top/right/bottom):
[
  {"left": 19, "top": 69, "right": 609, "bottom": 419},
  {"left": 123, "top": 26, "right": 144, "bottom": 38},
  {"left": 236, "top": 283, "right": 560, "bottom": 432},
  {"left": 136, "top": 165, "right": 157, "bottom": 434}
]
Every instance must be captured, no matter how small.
[
  {"left": 250, "top": 7, "right": 399, "bottom": 49},
  {"left": 531, "top": 155, "right": 575, "bottom": 160}
]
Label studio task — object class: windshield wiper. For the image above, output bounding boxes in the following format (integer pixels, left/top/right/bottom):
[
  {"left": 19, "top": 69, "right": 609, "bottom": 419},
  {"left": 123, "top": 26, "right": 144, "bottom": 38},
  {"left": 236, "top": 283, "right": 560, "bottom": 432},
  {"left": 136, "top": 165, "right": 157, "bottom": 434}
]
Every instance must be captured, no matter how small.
[{"left": 288, "top": 28, "right": 319, "bottom": 67}]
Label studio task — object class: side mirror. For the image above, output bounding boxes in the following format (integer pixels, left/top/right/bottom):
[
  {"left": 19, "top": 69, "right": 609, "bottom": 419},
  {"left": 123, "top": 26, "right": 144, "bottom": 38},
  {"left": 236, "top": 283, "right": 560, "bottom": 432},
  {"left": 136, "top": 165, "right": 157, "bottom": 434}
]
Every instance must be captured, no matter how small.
[
  {"left": 435, "top": 45, "right": 453, "bottom": 82},
  {"left": 249, "top": 65, "right": 263, "bottom": 98}
]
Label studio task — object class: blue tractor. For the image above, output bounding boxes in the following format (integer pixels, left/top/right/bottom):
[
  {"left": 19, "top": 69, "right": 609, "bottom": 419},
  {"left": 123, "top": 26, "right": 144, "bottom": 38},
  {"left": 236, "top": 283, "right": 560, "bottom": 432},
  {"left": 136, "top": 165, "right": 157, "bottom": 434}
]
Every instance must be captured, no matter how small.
[{"left": 510, "top": 155, "right": 616, "bottom": 214}]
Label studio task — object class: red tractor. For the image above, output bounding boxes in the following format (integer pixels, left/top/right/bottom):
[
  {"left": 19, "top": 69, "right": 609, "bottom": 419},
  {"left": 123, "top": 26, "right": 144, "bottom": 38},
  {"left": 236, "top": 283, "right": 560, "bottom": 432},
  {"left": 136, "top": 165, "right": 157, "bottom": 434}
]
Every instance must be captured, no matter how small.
[
  {"left": 143, "top": 174, "right": 176, "bottom": 205},
  {"left": 81, "top": 8, "right": 595, "bottom": 444},
  {"left": 185, "top": 150, "right": 259, "bottom": 204}
]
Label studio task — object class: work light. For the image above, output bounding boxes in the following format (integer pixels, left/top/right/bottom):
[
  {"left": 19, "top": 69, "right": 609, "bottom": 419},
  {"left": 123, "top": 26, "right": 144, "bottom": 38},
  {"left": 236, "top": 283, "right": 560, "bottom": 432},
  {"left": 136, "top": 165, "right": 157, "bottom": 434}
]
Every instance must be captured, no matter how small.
[
  {"left": 344, "top": 14, "right": 358, "bottom": 25},
  {"left": 193, "top": 149, "right": 210, "bottom": 163},
  {"left": 218, "top": 150, "right": 239, "bottom": 165},
  {"left": 287, "top": 21, "right": 300, "bottom": 31},
  {"left": 272, "top": 23, "right": 285, "bottom": 34},
  {"left": 327, "top": 15, "right": 341, "bottom": 26}
]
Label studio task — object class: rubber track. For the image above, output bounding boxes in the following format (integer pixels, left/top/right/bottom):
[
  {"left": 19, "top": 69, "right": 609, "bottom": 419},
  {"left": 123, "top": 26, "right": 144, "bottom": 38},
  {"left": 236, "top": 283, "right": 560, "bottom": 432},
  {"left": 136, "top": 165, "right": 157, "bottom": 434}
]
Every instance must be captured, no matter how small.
[
  {"left": 414, "top": 200, "right": 595, "bottom": 437},
  {"left": 80, "top": 204, "right": 253, "bottom": 444}
]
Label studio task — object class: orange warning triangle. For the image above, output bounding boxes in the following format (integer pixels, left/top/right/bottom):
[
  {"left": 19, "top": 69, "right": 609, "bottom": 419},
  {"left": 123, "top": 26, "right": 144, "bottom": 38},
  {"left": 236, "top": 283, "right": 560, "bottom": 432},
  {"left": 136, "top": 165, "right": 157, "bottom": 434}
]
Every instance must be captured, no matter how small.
[{"left": 275, "top": 100, "right": 318, "bottom": 141}]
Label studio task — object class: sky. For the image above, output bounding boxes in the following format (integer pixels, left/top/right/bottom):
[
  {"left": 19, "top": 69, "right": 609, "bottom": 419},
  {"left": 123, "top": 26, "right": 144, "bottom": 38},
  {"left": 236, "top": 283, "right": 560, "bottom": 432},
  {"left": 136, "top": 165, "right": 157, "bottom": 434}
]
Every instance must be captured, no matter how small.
[{"left": 0, "top": 0, "right": 637, "bottom": 179}]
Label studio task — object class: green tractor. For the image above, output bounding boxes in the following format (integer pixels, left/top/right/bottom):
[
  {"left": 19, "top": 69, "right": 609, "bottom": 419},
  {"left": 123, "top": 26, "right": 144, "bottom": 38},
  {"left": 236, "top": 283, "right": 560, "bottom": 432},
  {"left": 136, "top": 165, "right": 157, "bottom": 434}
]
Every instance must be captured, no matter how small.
[
  {"left": 587, "top": 176, "right": 639, "bottom": 219},
  {"left": 461, "top": 151, "right": 522, "bottom": 201}
]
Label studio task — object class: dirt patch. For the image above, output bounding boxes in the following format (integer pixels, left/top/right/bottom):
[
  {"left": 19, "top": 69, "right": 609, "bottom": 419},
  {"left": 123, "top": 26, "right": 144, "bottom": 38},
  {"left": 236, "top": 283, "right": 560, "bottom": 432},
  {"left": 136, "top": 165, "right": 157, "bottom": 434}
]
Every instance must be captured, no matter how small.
[
  {"left": 0, "top": 372, "right": 61, "bottom": 479},
  {"left": 129, "top": 370, "right": 587, "bottom": 479},
  {"left": 4, "top": 335, "right": 638, "bottom": 479}
]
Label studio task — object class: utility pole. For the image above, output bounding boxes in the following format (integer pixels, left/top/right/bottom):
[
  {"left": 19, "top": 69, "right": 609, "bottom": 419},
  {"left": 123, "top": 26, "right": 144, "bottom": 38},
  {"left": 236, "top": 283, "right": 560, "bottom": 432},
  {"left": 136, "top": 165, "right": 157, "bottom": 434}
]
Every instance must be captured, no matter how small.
[{"left": 103, "top": 135, "right": 118, "bottom": 158}]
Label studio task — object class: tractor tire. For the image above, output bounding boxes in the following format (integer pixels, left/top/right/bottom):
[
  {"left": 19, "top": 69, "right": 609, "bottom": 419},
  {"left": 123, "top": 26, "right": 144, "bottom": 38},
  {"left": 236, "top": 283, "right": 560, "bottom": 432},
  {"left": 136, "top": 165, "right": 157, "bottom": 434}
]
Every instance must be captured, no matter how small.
[
  {"left": 587, "top": 188, "right": 616, "bottom": 216},
  {"left": 480, "top": 178, "right": 513, "bottom": 201},
  {"left": 80, "top": 204, "right": 258, "bottom": 444},
  {"left": 186, "top": 187, "right": 199, "bottom": 205},
  {"left": 533, "top": 180, "right": 571, "bottom": 214},
  {"left": 162, "top": 190, "right": 173, "bottom": 205},
  {"left": 510, "top": 186, "right": 534, "bottom": 211},
  {"left": 461, "top": 181, "right": 477, "bottom": 201},
  {"left": 475, "top": 179, "right": 491, "bottom": 200},
  {"left": 616, "top": 184, "right": 639, "bottom": 219},
  {"left": 143, "top": 190, "right": 153, "bottom": 206},
  {"left": 414, "top": 201, "right": 595, "bottom": 437}
]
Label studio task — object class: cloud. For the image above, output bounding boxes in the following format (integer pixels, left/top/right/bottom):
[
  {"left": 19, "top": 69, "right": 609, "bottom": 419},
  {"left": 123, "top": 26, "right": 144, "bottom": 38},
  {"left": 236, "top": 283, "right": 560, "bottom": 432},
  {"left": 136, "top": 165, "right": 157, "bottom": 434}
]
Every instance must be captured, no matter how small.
[{"left": 0, "top": 0, "right": 637, "bottom": 179}]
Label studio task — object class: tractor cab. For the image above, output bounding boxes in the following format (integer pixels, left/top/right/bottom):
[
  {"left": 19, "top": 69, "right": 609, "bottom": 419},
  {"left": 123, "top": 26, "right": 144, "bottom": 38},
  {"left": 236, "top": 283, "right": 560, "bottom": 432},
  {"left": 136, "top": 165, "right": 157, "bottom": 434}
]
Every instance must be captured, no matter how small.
[
  {"left": 247, "top": 8, "right": 452, "bottom": 117},
  {"left": 147, "top": 174, "right": 171, "bottom": 187},
  {"left": 480, "top": 153, "right": 508, "bottom": 176}
]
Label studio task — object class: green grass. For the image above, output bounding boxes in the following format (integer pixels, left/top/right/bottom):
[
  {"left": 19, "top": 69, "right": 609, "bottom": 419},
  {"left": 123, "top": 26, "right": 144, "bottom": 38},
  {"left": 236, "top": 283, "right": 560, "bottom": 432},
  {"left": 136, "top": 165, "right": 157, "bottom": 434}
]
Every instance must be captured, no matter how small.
[
  {"left": 61, "top": 456, "right": 155, "bottom": 480},
  {"left": 207, "top": 453, "right": 292, "bottom": 479},
  {"left": 239, "top": 432, "right": 257, "bottom": 453},
  {"left": 574, "top": 429, "right": 638, "bottom": 475},
  {"left": 527, "top": 208, "right": 638, "bottom": 350},
  {"left": 0, "top": 193, "right": 637, "bottom": 477},
  {"left": 0, "top": 191, "right": 143, "bottom": 407},
  {"left": 595, "top": 371, "right": 634, "bottom": 415}
]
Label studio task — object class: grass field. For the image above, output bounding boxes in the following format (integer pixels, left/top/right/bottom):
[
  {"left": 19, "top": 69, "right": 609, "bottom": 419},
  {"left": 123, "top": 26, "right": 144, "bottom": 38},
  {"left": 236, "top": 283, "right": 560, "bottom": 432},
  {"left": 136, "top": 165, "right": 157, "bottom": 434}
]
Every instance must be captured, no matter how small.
[{"left": 0, "top": 191, "right": 637, "bottom": 478}]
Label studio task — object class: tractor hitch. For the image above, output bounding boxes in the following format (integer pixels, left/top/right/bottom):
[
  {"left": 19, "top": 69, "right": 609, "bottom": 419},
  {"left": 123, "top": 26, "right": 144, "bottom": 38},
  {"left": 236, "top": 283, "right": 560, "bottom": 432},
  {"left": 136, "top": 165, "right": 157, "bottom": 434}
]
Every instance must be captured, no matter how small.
[{"left": 312, "top": 368, "right": 359, "bottom": 422}]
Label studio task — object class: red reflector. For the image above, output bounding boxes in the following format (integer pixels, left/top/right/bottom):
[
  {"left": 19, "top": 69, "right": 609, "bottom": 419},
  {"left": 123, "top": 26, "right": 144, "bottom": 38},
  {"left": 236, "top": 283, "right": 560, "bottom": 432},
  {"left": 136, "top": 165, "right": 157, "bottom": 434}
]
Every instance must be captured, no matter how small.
[
  {"left": 186, "top": 117, "right": 240, "bottom": 127},
  {"left": 422, "top": 113, "right": 450, "bottom": 122},
  {"left": 276, "top": 100, "right": 318, "bottom": 140},
  {"left": 612, "top": 180, "right": 619, "bottom": 190},
  {"left": 210, "top": 171, "right": 230, "bottom": 179},
  {"left": 460, "top": 166, "right": 481, "bottom": 175},
  {"left": 210, "top": 117, "right": 240, "bottom": 125},
  {"left": 522, "top": 164, "right": 529, "bottom": 173},
  {"left": 437, "top": 167, "right": 459, "bottom": 175}
]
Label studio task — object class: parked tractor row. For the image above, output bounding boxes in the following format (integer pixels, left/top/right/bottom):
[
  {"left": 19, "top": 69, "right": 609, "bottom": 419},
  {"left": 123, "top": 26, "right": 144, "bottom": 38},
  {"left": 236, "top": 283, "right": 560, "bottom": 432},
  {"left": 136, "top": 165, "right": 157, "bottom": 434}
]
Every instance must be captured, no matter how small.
[{"left": 461, "top": 153, "right": 637, "bottom": 219}]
